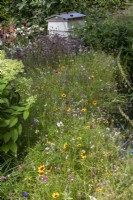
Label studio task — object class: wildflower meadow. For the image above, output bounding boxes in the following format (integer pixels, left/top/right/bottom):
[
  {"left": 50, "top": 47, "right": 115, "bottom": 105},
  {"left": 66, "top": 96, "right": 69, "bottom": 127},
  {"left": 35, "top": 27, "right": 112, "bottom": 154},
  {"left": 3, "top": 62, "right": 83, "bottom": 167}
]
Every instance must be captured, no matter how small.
[{"left": 0, "top": 1, "right": 133, "bottom": 200}]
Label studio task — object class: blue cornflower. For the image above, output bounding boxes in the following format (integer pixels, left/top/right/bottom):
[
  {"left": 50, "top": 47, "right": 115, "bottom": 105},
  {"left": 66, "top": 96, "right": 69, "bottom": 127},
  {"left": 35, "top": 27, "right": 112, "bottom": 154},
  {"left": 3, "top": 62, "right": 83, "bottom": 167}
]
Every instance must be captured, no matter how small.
[{"left": 22, "top": 192, "right": 28, "bottom": 197}]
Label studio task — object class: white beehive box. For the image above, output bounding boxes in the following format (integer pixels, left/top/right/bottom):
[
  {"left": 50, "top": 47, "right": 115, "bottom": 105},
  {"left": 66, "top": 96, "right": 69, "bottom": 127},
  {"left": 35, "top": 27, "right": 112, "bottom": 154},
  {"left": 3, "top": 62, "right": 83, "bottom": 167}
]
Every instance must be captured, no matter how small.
[{"left": 45, "top": 12, "right": 86, "bottom": 37}]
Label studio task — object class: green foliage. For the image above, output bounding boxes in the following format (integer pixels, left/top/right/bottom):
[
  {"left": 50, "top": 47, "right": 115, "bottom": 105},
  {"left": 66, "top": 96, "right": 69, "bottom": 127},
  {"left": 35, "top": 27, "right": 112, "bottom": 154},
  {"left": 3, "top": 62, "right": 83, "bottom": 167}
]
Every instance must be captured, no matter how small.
[
  {"left": 76, "top": 17, "right": 133, "bottom": 120},
  {"left": 0, "top": 0, "right": 11, "bottom": 22},
  {"left": 7, "top": 0, "right": 127, "bottom": 25},
  {"left": 0, "top": 50, "right": 31, "bottom": 154}
]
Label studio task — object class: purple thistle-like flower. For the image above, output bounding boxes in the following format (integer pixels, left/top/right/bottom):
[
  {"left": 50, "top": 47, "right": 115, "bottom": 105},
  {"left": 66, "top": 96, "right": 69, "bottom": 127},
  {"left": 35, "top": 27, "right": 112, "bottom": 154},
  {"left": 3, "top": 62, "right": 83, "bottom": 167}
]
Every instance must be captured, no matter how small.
[
  {"left": 0, "top": 34, "right": 3, "bottom": 38},
  {"left": 42, "top": 177, "right": 47, "bottom": 182},
  {"left": 22, "top": 192, "right": 28, "bottom": 197}
]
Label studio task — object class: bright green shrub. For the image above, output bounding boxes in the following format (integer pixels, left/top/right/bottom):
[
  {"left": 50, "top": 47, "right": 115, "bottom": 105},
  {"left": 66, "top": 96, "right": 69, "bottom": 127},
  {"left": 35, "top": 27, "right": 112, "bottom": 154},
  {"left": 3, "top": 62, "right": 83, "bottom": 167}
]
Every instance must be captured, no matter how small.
[
  {"left": 0, "top": 50, "right": 24, "bottom": 81},
  {"left": 0, "top": 50, "right": 31, "bottom": 154}
]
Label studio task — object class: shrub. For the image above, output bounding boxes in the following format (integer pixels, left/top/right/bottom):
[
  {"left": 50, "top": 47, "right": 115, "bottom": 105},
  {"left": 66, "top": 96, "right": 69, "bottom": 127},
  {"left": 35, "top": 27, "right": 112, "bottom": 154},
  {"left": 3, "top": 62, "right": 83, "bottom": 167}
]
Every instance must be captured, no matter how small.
[
  {"left": 76, "top": 17, "right": 133, "bottom": 121},
  {"left": 0, "top": 50, "right": 31, "bottom": 154}
]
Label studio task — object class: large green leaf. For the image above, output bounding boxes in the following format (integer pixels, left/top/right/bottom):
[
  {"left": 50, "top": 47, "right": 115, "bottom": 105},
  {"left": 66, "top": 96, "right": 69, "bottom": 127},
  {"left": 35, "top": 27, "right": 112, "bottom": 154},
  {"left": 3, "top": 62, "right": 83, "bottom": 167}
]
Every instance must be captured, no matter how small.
[
  {"left": 11, "top": 129, "right": 18, "bottom": 142},
  {"left": 0, "top": 98, "right": 9, "bottom": 105},
  {"left": 18, "top": 124, "right": 22, "bottom": 135},
  {"left": 10, "top": 106, "right": 26, "bottom": 112},
  {"left": 3, "top": 131, "right": 11, "bottom": 143},
  {"left": 0, "top": 82, "right": 7, "bottom": 93},
  {"left": 23, "top": 110, "right": 29, "bottom": 120},
  {"left": 0, "top": 119, "right": 10, "bottom": 127},
  {"left": 9, "top": 141, "right": 17, "bottom": 154},
  {"left": 9, "top": 117, "right": 18, "bottom": 128},
  {"left": 1, "top": 144, "right": 10, "bottom": 153}
]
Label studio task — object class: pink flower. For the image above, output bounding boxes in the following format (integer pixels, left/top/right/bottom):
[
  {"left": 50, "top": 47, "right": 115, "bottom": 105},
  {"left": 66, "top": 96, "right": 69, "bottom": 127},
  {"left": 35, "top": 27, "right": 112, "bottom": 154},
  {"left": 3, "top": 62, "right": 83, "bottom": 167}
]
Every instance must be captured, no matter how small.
[{"left": 19, "top": 164, "right": 23, "bottom": 170}]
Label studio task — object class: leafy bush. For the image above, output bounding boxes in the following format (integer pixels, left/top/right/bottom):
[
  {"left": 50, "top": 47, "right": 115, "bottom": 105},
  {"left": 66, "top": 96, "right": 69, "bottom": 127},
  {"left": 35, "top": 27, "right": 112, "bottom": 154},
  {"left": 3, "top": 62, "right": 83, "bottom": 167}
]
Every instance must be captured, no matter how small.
[
  {"left": 6, "top": 0, "right": 127, "bottom": 26},
  {"left": 0, "top": 50, "right": 31, "bottom": 154},
  {"left": 76, "top": 17, "right": 133, "bottom": 120}
]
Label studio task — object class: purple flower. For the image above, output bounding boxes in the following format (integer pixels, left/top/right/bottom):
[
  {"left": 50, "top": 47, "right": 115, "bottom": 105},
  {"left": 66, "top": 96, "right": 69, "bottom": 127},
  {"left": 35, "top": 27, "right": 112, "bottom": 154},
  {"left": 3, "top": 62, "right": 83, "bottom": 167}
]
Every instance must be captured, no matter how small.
[
  {"left": 42, "top": 177, "right": 47, "bottom": 182},
  {"left": 22, "top": 192, "right": 28, "bottom": 197},
  {"left": 0, "top": 34, "right": 3, "bottom": 38},
  {"left": 18, "top": 164, "right": 23, "bottom": 170},
  {"left": 55, "top": 165, "right": 60, "bottom": 170},
  {"left": 63, "top": 79, "right": 67, "bottom": 83}
]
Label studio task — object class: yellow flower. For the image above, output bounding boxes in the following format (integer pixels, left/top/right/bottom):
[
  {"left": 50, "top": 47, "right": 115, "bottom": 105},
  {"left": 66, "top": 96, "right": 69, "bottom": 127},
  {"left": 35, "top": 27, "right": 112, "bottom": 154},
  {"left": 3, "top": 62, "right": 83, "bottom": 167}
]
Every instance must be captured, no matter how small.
[
  {"left": 38, "top": 171, "right": 44, "bottom": 176},
  {"left": 92, "top": 100, "right": 97, "bottom": 105},
  {"left": 61, "top": 93, "right": 66, "bottom": 98},
  {"left": 81, "top": 108, "right": 86, "bottom": 112},
  {"left": 66, "top": 107, "right": 71, "bottom": 112},
  {"left": 96, "top": 187, "right": 103, "bottom": 193},
  {"left": 63, "top": 142, "right": 68, "bottom": 149},
  {"left": 60, "top": 66, "right": 65, "bottom": 71},
  {"left": 80, "top": 151, "right": 87, "bottom": 159},
  {"left": 77, "top": 137, "right": 82, "bottom": 140},
  {"left": 52, "top": 192, "right": 60, "bottom": 198},
  {"left": 86, "top": 125, "right": 90, "bottom": 129},
  {"left": 46, "top": 166, "right": 52, "bottom": 172},
  {"left": 38, "top": 165, "right": 45, "bottom": 173},
  {"left": 77, "top": 144, "right": 82, "bottom": 147}
]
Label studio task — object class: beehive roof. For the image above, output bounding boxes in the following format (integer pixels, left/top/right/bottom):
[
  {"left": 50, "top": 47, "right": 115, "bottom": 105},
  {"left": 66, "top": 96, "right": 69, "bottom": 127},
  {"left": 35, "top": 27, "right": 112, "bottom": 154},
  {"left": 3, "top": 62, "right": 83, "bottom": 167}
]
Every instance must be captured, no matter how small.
[{"left": 45, "top": 12, "right": 86, "bottom": 21}]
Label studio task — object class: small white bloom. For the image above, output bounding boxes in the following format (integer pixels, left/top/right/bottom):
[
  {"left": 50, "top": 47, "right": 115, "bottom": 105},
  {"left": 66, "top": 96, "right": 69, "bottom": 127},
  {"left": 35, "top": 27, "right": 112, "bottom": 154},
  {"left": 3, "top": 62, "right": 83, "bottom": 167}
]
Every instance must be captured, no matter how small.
[
  {"left": 40, "top": 27, "right": 44, "bottom": 31},
  {"left": 57, "top": 121, "right": 64, "bottom": 127}
]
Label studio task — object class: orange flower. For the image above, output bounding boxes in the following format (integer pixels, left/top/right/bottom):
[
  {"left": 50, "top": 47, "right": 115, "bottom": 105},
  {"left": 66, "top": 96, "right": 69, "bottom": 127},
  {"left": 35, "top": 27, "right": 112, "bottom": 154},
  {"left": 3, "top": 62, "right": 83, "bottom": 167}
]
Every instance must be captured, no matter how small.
[{"left": 53, "top": 69, "right": 58, "bottom": 74}]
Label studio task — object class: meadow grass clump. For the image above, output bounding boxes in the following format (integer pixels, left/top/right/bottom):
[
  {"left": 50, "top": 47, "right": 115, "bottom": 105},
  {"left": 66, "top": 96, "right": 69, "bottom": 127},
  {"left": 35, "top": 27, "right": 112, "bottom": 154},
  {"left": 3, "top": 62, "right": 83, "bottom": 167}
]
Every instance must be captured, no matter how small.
[
  {"left": 10, "top": 48, "right": 126, "bottom": 153},
  {"left": 0, "top": 34, "right": 132, "bottom": 199}
]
